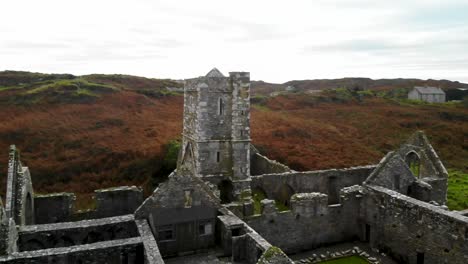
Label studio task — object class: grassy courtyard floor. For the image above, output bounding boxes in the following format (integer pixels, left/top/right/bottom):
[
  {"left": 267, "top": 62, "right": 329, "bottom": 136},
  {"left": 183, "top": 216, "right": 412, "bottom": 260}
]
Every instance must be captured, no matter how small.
[{"left": 319, "top": 255, "right": 370, "bottom": 264}]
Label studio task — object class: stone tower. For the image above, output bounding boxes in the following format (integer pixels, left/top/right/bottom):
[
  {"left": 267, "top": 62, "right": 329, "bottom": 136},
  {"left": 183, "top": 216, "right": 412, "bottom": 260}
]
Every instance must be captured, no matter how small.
[{"left": 179, "top": 68, "right": 251, "bottom": 202}]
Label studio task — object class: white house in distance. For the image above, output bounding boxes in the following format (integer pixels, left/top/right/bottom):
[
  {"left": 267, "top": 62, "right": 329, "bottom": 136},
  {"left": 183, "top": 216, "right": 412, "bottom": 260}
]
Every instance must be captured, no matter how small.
[{"left": 408, "top": 86, "right": 446, "bottom": 103}]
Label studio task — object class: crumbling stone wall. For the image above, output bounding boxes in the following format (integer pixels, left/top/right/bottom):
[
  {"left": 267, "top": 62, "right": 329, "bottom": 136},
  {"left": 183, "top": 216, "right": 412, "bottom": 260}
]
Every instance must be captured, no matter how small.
[
  {"left": 250, "top": 145, "right": 291, "bottom": 176},
  {"left": 5, "top": 146, "right": 34, "bottom": 226},
  {"left": 0, "top": 198, "right": 17, "bottom": 256},
  {"left": 33, "top": 187, "right": 143, "bottom": 223},
  {"left": 217, "top": 208, "right": 293, "bottom": 264},
  {"left": 34, "top": 193, "right": 75, "bottom": 224},
  {"left": 245, "top": 187, "right": 363, "bottom": 254},
  {"left": 135, "top": 219, "right": 164, "bottom": 264},
  {"left": 18, "top": 215, "right": 138, "bottom": 251},
  {"left": 251, "top": 165, "right": 375, "bottom": 205},
  {"left": 362, "top": 185, "right": 468, "bottom": 264},
  {"left": 94, "top": 186, "right": 143, "bottom": 218},
  {"left": 0, "top": 237, "right": 145, "bottom": 263}
]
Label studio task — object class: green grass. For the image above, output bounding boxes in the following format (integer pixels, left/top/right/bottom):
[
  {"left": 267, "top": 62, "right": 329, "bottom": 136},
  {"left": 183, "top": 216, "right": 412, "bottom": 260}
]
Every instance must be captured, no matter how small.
[
  {"left": 274, "top": 200, "right": 290, "bottom": 212},
  {"left": 319, "top": 255, "right": 370, "bottom": 264},
  {"left": 0, "top": 78, "right": 119, "bottom": 105},
  {"left": 26, "top": 78, "right": 116, "bottom": 95},
  {"left": 252, "top": 189, "right": 266, "bottom": 214},
  {"left": 447, "top": 169, "right": 468, "bottom": 211},
  {"left": 75, "top": 88, "right": 98, "bottom": 97},
  {"left": 252, "top": 189, "right": 291, "bottom": 214}
]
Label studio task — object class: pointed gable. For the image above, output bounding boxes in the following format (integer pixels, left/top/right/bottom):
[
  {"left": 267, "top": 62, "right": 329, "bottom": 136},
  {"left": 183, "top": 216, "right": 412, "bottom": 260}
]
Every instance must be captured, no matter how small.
[
  {"left": 397, "top": 131, "right": 448, "bottom": 179},
  {"left": 135, "top": 170, "right": 221, "bottom": 222},
  {"left": 205, "top": 68, "right": 224, "bottom": 78},
  {"left": 365, "top": 151, "right": 416, "bottom": 194},
  {"left": 366, "top": 131, "right": 449, "bottom": 204}
]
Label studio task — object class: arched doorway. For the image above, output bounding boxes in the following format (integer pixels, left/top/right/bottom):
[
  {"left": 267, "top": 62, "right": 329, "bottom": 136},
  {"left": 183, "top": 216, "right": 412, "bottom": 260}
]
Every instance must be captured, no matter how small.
[
  {"left": 275, "top": 184, "right": 294, "bottom": 210},
  {"left": 405, "top": 151, "right": 421, "bottom": 177},
  {"left": 218, "top": 180, "right": 234, "bottom": 204}
]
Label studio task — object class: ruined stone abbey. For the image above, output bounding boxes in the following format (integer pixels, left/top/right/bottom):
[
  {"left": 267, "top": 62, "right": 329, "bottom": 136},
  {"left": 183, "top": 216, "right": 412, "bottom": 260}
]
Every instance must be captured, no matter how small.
[{"left": 0, "top": 69, "right": 466, "bottom": 263}]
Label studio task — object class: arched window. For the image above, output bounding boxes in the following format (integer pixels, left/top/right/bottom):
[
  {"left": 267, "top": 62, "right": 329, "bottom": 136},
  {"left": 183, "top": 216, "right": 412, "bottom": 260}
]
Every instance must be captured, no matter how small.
[
  {"left": 218, "top": 98, "right": 224, "bottom": 115},
  {"left": 405, "top": 151, "right": 421, "bottom": 177}
]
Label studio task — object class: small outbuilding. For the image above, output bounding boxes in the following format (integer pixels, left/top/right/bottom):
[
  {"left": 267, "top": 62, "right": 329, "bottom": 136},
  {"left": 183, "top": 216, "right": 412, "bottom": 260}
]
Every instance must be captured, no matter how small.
[{"left": 408, "top": 86, "right": 446, "bottom": 103}]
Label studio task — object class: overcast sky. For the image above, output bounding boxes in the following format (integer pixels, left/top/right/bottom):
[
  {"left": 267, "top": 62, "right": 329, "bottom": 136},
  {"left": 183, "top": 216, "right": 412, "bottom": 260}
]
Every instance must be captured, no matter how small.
[{"left": 1, "top": 0, "right": 467, "bottom": 83}]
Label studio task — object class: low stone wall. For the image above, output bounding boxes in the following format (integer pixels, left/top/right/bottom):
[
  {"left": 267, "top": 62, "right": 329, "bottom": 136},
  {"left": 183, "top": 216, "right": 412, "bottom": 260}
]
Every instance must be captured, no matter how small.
[
  {"left": 18, "top": 215, "right": 138, "bottom": 252},
  {"left": 362, "top": 185, "right": 468, "bottom": 264},
  {"left": 33, "top": 186, "right": 143, "bottom": 223},
  {"left": 217, "top": 208, "right": 293, "bottom": 264},
  {"left": 135, "top": 219, "right": 164, "bottom": 264},
  {"left": 34, "top": 193, "right": 75, "bottom": 224},
  {"left": 245, "top": 187, "right": 363, "bottom": 254},
  {"left": 251, "top": 165, "right": 375, "bottom": 204},
  {"left": 250, "top": 152, "right": 292, "bottom": 176},
  {"left": 0, "top": 237, "right": 144, "bottom": 263},
  {"left": 295, "top": 246, "right": 381, "bottom": 264}
]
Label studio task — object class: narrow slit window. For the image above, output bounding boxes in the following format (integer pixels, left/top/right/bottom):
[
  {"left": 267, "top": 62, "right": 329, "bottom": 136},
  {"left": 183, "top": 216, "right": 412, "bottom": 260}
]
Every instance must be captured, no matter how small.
[
  {"left": 216, "top": 151, "right": 220, "bottom": 163},
  {"left": 219, "top": 98, "right": 224, "bottom": 115}
]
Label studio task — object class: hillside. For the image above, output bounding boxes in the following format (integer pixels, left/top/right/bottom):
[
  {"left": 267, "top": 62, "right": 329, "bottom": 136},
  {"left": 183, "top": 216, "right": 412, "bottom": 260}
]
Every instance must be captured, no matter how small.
[
  {"left": 0, "top": 71, "right": 466, "bottom": 209},
  {"left": 251, "top": 77, "right": 468, "bottom": 97}
]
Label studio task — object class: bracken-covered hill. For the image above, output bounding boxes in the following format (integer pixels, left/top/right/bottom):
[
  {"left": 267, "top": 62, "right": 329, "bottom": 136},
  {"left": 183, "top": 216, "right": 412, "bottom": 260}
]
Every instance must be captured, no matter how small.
[{"left": 0, "top": 71, "right": 467, "bottom": 209}]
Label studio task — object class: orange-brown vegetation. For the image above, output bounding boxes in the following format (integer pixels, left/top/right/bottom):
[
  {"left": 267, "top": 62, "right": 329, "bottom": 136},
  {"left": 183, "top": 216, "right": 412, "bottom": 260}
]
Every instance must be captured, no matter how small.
[
  {"left": 0, "top": 72, "right": 466, "bottom": 208},
  {"left": 251, "top": 94, "right": 467, "bottom": 171},
  {"left": 0, "top": 92, "right": 183, "bottom": 207}
]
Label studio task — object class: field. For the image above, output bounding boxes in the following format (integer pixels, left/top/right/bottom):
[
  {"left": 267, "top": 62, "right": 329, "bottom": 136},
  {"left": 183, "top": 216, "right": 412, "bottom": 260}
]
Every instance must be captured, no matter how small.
[
  {"left": 447, "top": 170, "right": 468, "bottom": 210},
  {"left": 0, "top": 71, "right": 466, "bottom": 210}
]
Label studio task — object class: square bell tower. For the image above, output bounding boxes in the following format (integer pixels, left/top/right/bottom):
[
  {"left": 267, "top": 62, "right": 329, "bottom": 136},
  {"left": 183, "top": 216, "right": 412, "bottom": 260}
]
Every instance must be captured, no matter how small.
[{"left": 178, "top": 68, "right": 251, "bottom": 202}]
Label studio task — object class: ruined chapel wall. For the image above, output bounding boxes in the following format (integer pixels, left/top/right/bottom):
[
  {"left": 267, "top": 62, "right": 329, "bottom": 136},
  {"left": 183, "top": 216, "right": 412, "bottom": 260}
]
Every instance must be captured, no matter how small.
[
  {"left": 251, "top": 165, "right": 375, "bottom": 203},
  {"left": 362, "top": 185, "right": 468, "bottom": 264}
]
